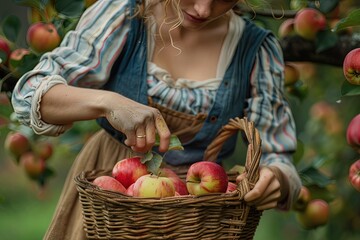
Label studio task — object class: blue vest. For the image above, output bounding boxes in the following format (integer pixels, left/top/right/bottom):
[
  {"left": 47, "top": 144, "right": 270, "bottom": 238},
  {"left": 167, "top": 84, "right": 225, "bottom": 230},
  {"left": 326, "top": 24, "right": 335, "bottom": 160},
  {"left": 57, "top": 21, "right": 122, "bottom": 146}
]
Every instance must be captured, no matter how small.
[{"left": 97, "top": 1, "right": 271, "bottom": 165}]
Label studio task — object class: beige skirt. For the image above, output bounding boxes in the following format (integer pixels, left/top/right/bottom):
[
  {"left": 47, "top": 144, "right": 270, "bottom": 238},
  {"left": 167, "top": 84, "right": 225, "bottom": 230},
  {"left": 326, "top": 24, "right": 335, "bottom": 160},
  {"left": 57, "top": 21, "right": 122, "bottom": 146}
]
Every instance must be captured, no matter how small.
[
  {"left": 44, "top": 130, "right": 136, "bottom": 240},
  {"left": 44, "top": 99, "right": 207, "bottom": 240}
]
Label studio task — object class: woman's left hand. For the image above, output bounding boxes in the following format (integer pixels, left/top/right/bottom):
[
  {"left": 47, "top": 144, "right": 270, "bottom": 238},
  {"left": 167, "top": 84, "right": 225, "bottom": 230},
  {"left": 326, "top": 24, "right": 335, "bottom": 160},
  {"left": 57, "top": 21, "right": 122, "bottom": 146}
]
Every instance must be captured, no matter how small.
[{"left": 236, "top": 167, "right": 281, "bottom": 210}]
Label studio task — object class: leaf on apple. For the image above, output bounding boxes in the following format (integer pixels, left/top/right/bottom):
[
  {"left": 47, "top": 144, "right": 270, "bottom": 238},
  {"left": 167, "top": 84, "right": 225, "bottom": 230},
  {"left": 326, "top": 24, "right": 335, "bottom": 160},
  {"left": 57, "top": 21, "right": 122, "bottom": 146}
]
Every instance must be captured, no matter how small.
[{"left": 141, "top": 151, "right": 163, "bottom": 175}]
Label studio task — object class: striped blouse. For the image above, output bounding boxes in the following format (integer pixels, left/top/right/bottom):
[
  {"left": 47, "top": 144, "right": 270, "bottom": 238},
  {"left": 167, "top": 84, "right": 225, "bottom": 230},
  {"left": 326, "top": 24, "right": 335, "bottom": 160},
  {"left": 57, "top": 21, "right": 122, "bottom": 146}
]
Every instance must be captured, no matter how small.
[{"left": 11, "top": 0, "right": 301, "bottom": 209}]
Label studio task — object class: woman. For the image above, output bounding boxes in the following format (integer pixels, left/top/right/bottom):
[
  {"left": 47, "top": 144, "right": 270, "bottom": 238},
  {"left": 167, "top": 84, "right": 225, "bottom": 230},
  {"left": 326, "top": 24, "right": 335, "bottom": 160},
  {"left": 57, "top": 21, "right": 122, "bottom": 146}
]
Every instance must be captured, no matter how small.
[{"left": 11, "top": 0, "right": 301, "bottom": 239}]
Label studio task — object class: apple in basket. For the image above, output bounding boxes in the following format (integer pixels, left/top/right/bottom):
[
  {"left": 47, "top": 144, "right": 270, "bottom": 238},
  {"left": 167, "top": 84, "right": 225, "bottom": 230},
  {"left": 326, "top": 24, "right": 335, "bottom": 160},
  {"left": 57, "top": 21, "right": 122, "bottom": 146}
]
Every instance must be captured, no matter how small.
[
  {"left": 112, "top": 156, "right": 148, "bottom": 188},
  {"left": 132, "top": 174, "right": 176, "bottom": 198},
  {"left": 186, "top": 161, "right": 228, "bottom": 196},
  {"left": 226, "top": 182, "right": 238, "bottom": 193},
  {"left": 126, "top": 183, "right": 135, "bottom": 196},
  {"left": 93, "top": 175, "right": 126, "bottom": 193},
  {"left": 158, "top": 167, "right": 189, "bottom": 195}
]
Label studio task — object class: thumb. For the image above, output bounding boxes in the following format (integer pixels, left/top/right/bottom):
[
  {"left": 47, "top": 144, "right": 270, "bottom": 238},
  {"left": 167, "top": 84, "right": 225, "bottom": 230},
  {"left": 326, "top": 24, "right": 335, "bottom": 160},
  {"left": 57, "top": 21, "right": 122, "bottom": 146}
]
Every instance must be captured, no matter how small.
[{"left": 236, "top": 172, "right": 246, "bottom": 184}]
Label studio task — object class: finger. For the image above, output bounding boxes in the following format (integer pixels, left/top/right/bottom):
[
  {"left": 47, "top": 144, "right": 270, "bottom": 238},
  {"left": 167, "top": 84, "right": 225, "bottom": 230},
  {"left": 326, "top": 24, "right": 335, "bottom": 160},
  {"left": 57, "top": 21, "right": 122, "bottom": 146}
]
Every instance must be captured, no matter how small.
[
  {"left": 251, "top": 188, "right": 281, "bottom": 207},
  {"left": 145, "top": 124, "right": 156, "bottom": 150},
  {"left": 131, "top": 128, "right": 148, "bottom": 153},
  {"left": 236, "top": 172, "right": 246, "bottom": 184},
  {"left": 124, "top": 131, "right": 136, "bottom": 148},
  {"left": 244, "top": 169, "right": 274, "bottom": 202},
  {"left": 256, "top": 201, "right": 278, "bottom": 211},
  {"left": 154, "top": 113, "right": 171, "bottom": 152},
  {"left": 250, "top": 178, "right": 281, "bottom": 204}
]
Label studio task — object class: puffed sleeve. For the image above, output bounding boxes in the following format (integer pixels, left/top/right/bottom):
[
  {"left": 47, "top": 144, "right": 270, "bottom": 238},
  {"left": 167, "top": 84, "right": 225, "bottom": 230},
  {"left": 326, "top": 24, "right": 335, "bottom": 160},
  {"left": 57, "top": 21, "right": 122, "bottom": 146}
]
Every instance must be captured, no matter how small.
[
  {"left": 245, "top": 34, "right": 301, "bottom": 210},
  {"left": 11, "top": 0, "right": 132, "bottom": 136}
]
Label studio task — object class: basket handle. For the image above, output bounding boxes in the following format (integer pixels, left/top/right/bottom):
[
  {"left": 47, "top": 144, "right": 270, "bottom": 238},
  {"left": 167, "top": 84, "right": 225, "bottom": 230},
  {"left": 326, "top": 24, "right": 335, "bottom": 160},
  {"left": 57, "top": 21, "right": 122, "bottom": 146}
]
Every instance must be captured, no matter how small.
[{"left": 204, "top": 117, "right": 262, "bottom": 189}]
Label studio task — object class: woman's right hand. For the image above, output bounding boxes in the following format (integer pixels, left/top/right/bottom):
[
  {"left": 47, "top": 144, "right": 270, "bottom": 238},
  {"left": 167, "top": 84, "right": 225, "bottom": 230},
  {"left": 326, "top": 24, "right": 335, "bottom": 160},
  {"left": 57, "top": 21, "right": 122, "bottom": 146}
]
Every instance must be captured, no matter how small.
[{"left": 104, "top": 94, "right": 171, "bottom": 153}]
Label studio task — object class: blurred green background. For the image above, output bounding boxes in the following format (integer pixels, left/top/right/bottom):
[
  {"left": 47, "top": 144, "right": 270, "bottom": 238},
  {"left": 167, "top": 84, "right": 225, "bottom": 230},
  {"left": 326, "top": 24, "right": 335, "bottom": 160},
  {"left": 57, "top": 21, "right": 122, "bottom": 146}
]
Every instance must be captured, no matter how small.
[{"left": 1, "top": 0, "right": 360, "bottom": 240}]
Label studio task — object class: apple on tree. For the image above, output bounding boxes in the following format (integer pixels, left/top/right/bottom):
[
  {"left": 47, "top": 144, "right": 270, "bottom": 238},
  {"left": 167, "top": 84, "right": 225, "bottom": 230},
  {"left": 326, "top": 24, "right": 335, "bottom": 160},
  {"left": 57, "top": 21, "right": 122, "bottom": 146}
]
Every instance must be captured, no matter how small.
[
  {"left": 295, "top": 199, "right": 330, "bottom": 229},
  {"left": 93, "top": 175, "right": 126, "bottom": 193},
  {"left": 186, "top": 161, "right": 228, "bottom": 196},
  {"left": 343, "top": 48, "right": 360, "bottom": 85},
  {"left": 26, "top": 22, "right": 61, "bottom": 54},
  {"left": 293, "top": 185, "right": 311, "bottom": 212},
  {"left": 346, "top": 114, "right": 360, "bottom": 152},
  {"left": 158, "top": 167, "right": 188, "bottom": 195},
  {"left": 284, "top": 63, "right": 300, "bottom": 86},
  {"left": 112, "top": 156, "right": 148, "bottom": 188},
  {"left": 8, "top": 48, "right": 31, "bottom": 73},
  {"left": 132, "top": 174, "right": 176, "bottom": 198},
  {"left": 294, "top": 8, "right": 327, "bottom": 40},
  {"left": 4, "top": 131, "right": 31, "bottom": 159},
  {"left": 278, "top": 18, "right": 295, "bottom": 39},
  {"left": 348, "top": 159, "right": 360, "bottom": 192},
  {"left": 20, "top": 152, "right": 46, "bottom": 179},
  {"left": 0, "top": 36, "right": 11, "bottom": 65}
]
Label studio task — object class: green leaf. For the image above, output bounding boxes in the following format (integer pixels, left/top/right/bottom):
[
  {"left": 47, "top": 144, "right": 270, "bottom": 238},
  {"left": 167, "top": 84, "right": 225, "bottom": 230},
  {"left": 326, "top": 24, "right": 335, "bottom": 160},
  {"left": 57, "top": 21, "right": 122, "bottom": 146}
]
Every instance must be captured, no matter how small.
[
  {"left": 155, "top": 134, "right": 184, "bottom": 151},
  {"left": 12, "top": 0, "right": 41, "bottom": 8},
  {"left": 315, "top": 29, "right": 338, "bottom": 53},
  {"left": 308, "top": 0, "right": 339, "bottom": 14},
  {"left": 55, "top": 0, "right": 84, "bottom": 18},
  {"left": 169, "top": 135, "right": 184, "bottom": 150},
  {"left": 332, "top": 9, "right": 360, "bottom": 32},
  {"left": 10, "top": 53, "right": 40, "bottom": 76},
  {"left": 341, "top": 80, "right": 360, "bottom": 97},
  {"left": 298, "top": 166, "right": 334, "bottom": 188},
  {"left": 142, "top": 151, "right": 163, "bottom": 175},
  {"left": 1, "top": 15, "right": 21, "bottom": 43},
  {"left": 0, "top": 51, "right": 7, "bottom": 63}
]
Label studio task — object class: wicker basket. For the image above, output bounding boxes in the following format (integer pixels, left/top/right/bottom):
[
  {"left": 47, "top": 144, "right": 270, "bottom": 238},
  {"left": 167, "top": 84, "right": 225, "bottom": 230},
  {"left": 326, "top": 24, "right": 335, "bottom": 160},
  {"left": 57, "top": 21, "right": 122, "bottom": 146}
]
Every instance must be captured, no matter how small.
[{"left": 75, "top": 117, "right": 263, "bottom": 240}]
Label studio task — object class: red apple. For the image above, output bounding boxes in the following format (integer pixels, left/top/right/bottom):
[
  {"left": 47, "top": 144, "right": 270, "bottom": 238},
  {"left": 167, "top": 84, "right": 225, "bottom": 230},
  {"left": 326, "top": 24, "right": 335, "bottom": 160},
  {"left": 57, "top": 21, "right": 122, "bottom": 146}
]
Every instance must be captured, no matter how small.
[
  {"left": 4, "top": 131, "right": 31, "bottom": 159},
  {"left": 26, "top": 22, "right": 61, "bottom": 54},
  {"left": 349, "top": 159, "right": 360, "bottom": 192},
  {"left": 112, "top": 156, "right": 148, "bottom": 189},
  {"left": 278, "top": 18, "right": 295, "bottom": 39},
  {"left": 284, "top": 63, "right": 300, "bottom": 86},
  {"left": 34, "top": 141, "right": 54, "bottom": 160},
  {"left": 293, "top": 185, "right": 312, "bottom": 211},
  {"left": 343, "top": 48, "right": 360, "bottom": 85},
  {"left": 0, "top": 36, "right": 11, "bottom": 65},
  {"left": 93, "top": 175, "right": 126, "bottom": 193},
  {"left": 20, "top": 152, "right": 46, "bottom": 179},
  {"left": 294, "top": 8, "right": 327, "bottom": 40},
  {"left": 158, "top": 168, "right": 188, "bottom": 195},
  {"left": 346, "top": 114, "right": 360, "bottom": 151},
  {"left": 295, "top": 199, "right": 330, "bottom": 229},
  {"left": 226, "top": 182, "right": 238, "bottom": 193},
  {"left": 132, "top": 174, "right": 176, "bottom": 198},
  {"left": 126, "top": 183, "right": 135, "bottom": 196},
  {"left": 186, "top": 161, "right": 228, "bottom": 196},
  {"left": 9, "top": 48, "right": 31, "bottom": 72}
]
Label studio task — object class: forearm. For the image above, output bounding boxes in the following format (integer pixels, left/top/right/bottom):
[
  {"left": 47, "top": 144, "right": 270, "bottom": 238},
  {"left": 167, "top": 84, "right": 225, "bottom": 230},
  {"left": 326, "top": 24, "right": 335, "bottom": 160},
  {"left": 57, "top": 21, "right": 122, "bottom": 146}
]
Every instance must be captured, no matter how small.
[{"left": 40, "top": 84, "right": 111, "bottom": 125}]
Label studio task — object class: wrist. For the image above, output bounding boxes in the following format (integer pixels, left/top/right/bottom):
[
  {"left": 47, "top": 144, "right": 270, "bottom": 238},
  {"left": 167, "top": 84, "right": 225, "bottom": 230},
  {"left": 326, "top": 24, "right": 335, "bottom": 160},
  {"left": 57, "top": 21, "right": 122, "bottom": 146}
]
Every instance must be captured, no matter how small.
[{"left": 266, "top": 165, "right": 290, "bottom": 203}]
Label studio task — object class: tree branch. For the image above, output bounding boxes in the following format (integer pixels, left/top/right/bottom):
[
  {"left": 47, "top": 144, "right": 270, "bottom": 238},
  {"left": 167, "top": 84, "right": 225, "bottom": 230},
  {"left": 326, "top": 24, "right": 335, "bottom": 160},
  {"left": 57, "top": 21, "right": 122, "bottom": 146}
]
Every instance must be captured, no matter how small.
[{"left": 280, "top": 34, "right": 360, "bottom": 67}]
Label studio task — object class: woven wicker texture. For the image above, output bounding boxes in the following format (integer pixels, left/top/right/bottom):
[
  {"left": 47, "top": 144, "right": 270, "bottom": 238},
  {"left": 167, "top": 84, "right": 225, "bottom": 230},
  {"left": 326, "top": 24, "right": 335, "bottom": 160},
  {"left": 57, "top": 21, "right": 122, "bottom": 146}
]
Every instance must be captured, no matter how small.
[{"left": 75, "top": 117, "right": 263, "bottom": 239}]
